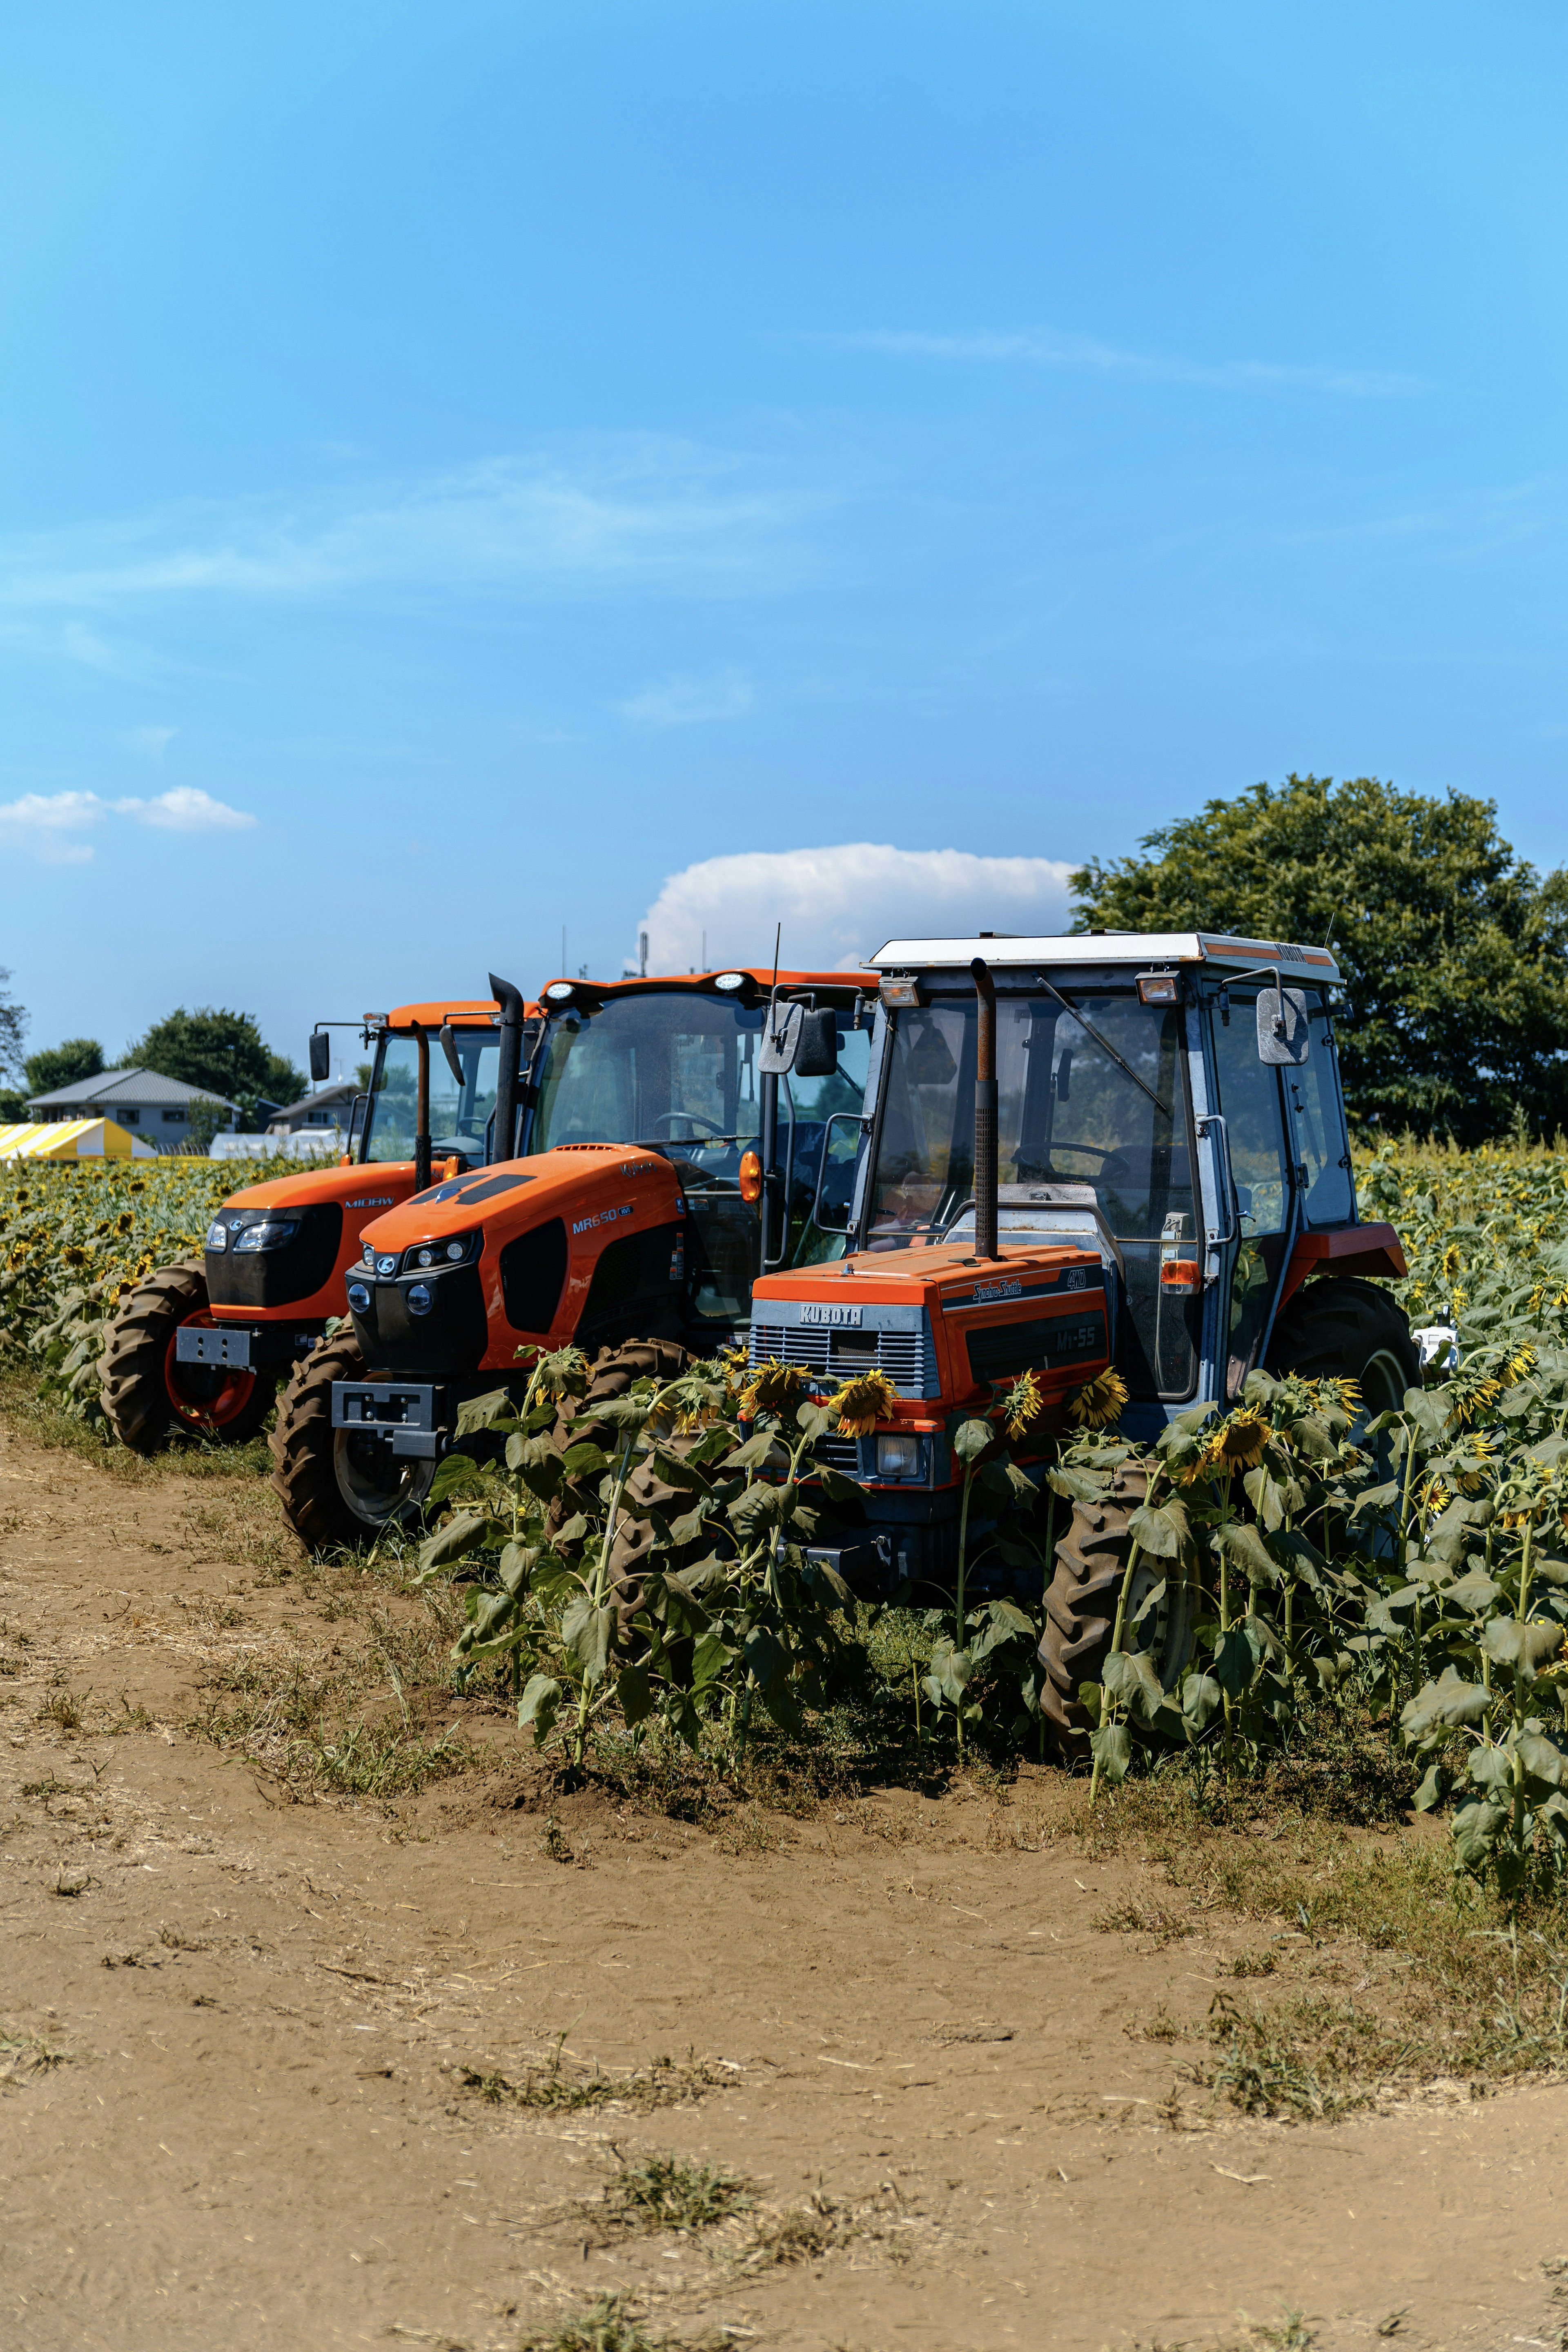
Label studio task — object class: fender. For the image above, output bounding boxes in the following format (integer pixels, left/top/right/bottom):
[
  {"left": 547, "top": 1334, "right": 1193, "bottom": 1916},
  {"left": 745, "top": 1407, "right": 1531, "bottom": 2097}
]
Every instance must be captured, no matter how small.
[{"left": 1277, "top": 1220, "right": 1407, "bottom": 1310}]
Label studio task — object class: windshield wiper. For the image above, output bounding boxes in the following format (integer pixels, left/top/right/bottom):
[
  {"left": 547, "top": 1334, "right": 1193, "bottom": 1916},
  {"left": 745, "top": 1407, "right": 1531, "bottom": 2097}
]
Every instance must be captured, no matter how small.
[{"left": 1037, "top": 980, "right": 1170, "bottom": 1117}]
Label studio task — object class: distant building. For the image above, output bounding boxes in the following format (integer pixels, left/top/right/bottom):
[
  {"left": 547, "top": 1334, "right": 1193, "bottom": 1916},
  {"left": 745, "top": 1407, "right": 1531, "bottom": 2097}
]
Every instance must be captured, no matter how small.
[
  {"left": 267, "top": 1081, "right": 359, "bottom": 1134},
  {"left": 24, "top": 1067, "right": 241, "bottom": 1148}
]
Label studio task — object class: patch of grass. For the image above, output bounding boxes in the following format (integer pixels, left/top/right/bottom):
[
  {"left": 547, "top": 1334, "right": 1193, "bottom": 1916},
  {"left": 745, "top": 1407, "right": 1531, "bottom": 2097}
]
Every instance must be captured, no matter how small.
[
  {"left": 1082, "top": 1777, "right": 1568, "bottom": 2099},
  {"left": 1092, "top": 1896, "right": 1192, "bottom": 1943},
  {"left": 0, "top": 2027, "right": 70, "bottom": 2085},
  {"left": 0, "top": 1371, "right": 271, "bottom": 1484},
  {"left": 595, "top": 2150, "right": 751, "bottom": 2238},
  {"left": 516, "top": 2297, "right": 724, "bottom": 2352},
  {"left": 735, "top": 2190, "right": 857, "bottom": 2269},
  {"left": 35, "top": 1687, "right": 84, "bottom": 1732},
  {"left": 460, "top": 2047, "right": 731, "bottom": 2115}
]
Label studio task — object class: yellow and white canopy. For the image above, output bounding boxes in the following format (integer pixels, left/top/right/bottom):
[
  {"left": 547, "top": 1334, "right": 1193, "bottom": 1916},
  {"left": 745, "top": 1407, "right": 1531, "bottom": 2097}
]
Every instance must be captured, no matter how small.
[{"left": 0, "top": 1118, "right": 158, "bottom": 1160}]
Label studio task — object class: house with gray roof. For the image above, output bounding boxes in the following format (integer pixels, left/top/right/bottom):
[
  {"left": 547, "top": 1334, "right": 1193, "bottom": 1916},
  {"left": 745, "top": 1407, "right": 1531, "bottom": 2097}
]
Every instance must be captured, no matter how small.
[{"left": 25, "top": 1068, "right": 241, "bottom": 1150}]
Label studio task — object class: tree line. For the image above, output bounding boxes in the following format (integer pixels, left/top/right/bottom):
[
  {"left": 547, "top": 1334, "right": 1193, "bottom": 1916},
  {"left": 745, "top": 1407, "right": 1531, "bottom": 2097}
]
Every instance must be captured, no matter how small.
[{"left": 0, "top": 998, "right": 307, "bottom": 1139}]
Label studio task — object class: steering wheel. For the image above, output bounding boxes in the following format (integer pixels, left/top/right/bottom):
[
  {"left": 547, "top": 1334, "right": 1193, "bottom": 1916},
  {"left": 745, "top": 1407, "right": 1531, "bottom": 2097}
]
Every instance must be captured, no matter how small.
[
  {"left": 647, "top": 1111, "right": 726, "bottom": 1138},
  {"left": 1043, "top": 1143, "right": 1136, "bottom": 1183}
]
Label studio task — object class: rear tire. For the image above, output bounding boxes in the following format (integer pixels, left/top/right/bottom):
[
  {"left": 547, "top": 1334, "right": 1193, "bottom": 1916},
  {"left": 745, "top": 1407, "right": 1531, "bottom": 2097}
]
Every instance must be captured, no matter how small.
[
  {"left": 99, "top": 1258, "right": 276, "bottom": 1452},
  {"left": 1037, "top": 1463, "right": 1197, "bottom": 1759},
  {"left": 270, "top": 1332, "right": 434, "bottom": 1549},
  {"left": 549, "top": 1339, "right": 695, "bottom": 1619},
  {"left": 1265, "top": 1275, "right": 1420, "bottom": 1413}
]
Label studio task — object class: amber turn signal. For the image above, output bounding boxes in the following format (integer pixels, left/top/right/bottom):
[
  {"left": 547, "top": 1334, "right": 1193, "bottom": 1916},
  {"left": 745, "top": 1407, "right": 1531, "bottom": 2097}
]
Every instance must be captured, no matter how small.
[
  {"left": 1159, "top": 1258, "right": 1202, "bottom": 1290},
  {"left": 738, "top": 1148, "right": 764, "bottom": 1205}
]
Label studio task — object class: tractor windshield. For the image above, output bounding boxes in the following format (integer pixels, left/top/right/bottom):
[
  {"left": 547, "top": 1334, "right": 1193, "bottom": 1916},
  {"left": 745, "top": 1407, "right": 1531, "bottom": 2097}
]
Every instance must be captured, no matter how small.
[
  {"left": 868, "top": 989, "right": 1196, "bottom": 1396},
  {"left": 362, "top": 1030, "right": 500, "bottom": 1165},
  {"left": 530, "top": 989, "right": 870, "bottom": 1321}
]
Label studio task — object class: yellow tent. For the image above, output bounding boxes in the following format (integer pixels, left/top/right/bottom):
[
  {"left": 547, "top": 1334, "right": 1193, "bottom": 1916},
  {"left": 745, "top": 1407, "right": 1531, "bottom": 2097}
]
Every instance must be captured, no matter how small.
[{"left": 0, "top": 1118, "right": 157, "bottom": 1161}]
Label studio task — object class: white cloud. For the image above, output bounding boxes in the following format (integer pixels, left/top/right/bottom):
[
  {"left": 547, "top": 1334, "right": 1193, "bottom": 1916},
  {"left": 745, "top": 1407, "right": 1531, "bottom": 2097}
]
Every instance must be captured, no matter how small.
[
  {"left": 112, "top": 787, "right": 256, "bottom": 832},
  {"left": 829, "top": 328, "right": 1423, "bottom": 399},
  {"left": 619, "top": 669, "right": 754, "bottom": 727},
  {"left": 637, "top": 843, "right": 1078, "bottom": 972},
  {"left": 0, "top": 441, "right": 815, "bottom": 616},
  {"left": 0, "top": 790, "right": 104, "bottom": 865},
  {"left": 0, "top": 784, "right": 256, "bottom": 860}
]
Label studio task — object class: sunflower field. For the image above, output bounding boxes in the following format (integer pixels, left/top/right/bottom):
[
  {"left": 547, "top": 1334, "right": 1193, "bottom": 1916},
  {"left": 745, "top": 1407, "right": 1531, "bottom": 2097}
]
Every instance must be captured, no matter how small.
[{"left": 0, "top": 1154, "right": 292, "bottom": 1425}]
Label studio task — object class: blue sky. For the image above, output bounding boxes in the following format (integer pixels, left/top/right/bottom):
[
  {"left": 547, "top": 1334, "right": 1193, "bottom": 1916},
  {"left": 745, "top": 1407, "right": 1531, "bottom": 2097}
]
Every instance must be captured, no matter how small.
[{"left": 3, "top": 2, "right": 1567, "bottom": 1074}]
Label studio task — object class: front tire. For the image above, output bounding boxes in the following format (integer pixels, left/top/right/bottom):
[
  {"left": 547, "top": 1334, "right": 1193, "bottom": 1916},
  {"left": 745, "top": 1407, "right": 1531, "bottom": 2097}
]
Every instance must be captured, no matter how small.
[
  {"left": 1037, "top": 1463, "right": 1197, "bottom": 1759},
  {"left": 99, "top": 1259, "right": 276, "bottom": 1452},
  {"left": 270, "top": 1332, "right": 434, "bottom": 1548}
]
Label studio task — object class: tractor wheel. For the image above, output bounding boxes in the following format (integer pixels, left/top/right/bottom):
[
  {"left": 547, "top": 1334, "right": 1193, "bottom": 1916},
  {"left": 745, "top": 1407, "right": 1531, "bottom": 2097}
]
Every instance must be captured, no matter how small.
[
  {"left": 1037, "top": 1462, "right": 1198, "bottom": 1759},
  {"left": 99, "top": 1258, "right": 277, "bottom": 1452},
  {"left": 1264, "top": 1275, "right": 1421, "bottom": 1413},
  {"left": 270, "top": 1332, "right": 434, "bottom": 1549},
  {"left": 549, "top": 1339, "right": 695, "bottom": 1623}
]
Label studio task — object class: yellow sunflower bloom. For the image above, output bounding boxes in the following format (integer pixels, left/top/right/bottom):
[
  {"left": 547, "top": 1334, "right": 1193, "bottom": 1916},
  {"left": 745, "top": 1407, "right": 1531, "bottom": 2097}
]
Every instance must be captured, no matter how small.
[
  {"left": 739, "top": 1358, "right": 807, "bottom": 1420},
  {"left": 1000, "top": 1368, "right": 1046, "bottom": 1440},
  {"left": 1069, "top": 1367, "right": 1129, "bottom": 1430},
  {"left": 1311, "top": 1376, "right": 1361, "bottom": 1415},
  {"left": 1441, "top": 1242, "right": 1462, "bottom": 1280},
  {"left": 829, "top": 1368, "right": 900, "bottom": 1437},
  {"left": 1202, "top": 1405, "right": 1270, "bottom": 1474}
]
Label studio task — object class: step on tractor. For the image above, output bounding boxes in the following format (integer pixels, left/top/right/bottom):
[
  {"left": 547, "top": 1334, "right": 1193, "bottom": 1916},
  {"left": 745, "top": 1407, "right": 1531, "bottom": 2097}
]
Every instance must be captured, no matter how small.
[
  {"left": 98, "top": 992, "right": 538, "bottom": 1455},
  {"left": 742, "top": 927, "right": 1417, "bottom": 1750},
  {"left": 270, "top": 964, "right": 873, "bottom": 1547}
]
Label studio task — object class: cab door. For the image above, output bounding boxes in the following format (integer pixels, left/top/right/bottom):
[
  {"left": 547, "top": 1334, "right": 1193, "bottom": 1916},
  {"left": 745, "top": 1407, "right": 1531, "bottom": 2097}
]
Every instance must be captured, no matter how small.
[{"left": 1208, "top": 992, "right": 1296, "bottom": 1397}]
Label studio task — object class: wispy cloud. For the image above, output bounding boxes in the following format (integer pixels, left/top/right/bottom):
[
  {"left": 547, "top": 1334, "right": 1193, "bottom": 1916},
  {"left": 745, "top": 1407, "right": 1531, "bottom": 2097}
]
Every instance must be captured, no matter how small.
[
  {"left": 619, "top": 669, "right": 754, "bottom": 727},
  {"left": 639, "top": 842, "right": 1078, "bottom": 971},
  {"left": 0, "top": 440, "right": 817, "bottom": 618},
  {"left": 0, "top": 786, "right": 255, "bottom": 862},
  {"left": 826, "top": 328, "right": 1423, "bottom": 399}
]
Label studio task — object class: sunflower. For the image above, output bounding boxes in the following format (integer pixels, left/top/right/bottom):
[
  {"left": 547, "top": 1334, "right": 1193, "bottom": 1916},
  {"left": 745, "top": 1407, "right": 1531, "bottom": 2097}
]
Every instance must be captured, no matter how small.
[
  {"left": 717, "top": 1343, "right": 752, "bottom": 1398},
  {"left": 829, "top": 1368, "right": 900, "bottom": 1436},
  {"left": 1000, "top": 1368, "right": 1046, "bottom": 1441},
  {"left": 61, "top": 1244, "right": 91, "bottom": 1268},
  {"left": 1201, "top": 1405, "right": 1270, "bottom": 1474},
  {"left": 114, "top": 1211, "right": 134, "bottom": 1236},
  {"left": 1501, "top": 1343, "right": 1537, "bottom": 1388},
  {"left": 1069, "top": 1367, "right": 1128, "bottom": 1430},
  {"left": 739, "top": 1357, "right": 807, "bottom": 1420},
  {"left": 531, "top": 1344, "right": 589, "bottom": 1403},
  {"left": 1311, "top": 1376, "right": 1361, "bottom": 1415},
  {"left": 1441, "top": 1242, "right": 1462, "bottom": 1280},
  {"left": 1454, "top": 1430, "right": 1497, "bottom": 1494}
]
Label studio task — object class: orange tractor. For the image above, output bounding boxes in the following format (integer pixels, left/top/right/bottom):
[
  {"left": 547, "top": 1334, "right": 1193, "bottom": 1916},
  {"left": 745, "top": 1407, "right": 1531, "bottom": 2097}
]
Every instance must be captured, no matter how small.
[
  {"left": 99, "top": 989, "right": 538, "bottom": 1456},
  {"left": 268, "top": 964, "right": 872, "bottom": 1545}
]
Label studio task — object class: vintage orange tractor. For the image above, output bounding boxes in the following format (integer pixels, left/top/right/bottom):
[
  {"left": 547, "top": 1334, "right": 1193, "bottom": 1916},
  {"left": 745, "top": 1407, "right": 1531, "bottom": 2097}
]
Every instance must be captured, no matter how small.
[
  {"left": 269, "top": 964, "right": 872, "bottom": 1544},
  {"left": 99, "top": 989, "right": 538, "bottom": 1454},
  {"left": 744, "top": 928, "right": 1415, "bottom": 1747}
]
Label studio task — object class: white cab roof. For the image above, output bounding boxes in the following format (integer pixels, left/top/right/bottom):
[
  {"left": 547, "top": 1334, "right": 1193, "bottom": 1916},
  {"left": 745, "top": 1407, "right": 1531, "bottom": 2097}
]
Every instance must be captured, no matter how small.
[{"left": 868, "top": 931, "right": 1340, "bottom": 982}]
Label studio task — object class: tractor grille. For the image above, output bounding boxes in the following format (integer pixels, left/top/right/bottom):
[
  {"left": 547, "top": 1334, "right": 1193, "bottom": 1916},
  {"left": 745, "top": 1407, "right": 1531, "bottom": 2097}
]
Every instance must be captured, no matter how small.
[
  {"left": 747, "top": 1319, "right": 937, "bottom": 1399},
  {"left": 810, "top": 1436, "right": 862, "bottom": 1476}
]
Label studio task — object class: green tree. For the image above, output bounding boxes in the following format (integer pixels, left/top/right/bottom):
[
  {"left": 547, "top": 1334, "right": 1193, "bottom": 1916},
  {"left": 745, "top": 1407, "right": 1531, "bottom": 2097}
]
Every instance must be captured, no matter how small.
[
  {"left": 1071, "top": 774, "right": 1568, "bottom": 1144},
  {"left": 125, "top": 1006, "right": 306, "bottom": 1134},
  {"left": 0, "top": 967, "right": 27, "bottom": 1085},
  {"left": 23, "top": 1037, "right": 105, "bottom": 1098}
]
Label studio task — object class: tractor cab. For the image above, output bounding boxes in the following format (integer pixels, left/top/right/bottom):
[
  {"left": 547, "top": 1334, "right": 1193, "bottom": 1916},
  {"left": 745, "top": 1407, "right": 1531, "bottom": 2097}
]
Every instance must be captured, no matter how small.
[{"left": 518, "top": 970, "right": 874, "bottom": 1337}]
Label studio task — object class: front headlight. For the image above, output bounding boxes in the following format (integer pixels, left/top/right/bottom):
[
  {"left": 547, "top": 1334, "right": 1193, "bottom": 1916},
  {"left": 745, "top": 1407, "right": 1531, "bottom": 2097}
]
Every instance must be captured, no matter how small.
[
  {"left": 401, "top": 1230, "right": 479, "bottom": 1272},
  {"left": 233, "top": 1218, "right": 300, "bottom": 1253},
  {"left": 204, "top": 1221, "right": 228, "bottom": 1253},
  {"left": 346, "top": 1280, "right": 371, "bottom": 1314},
  {"left": 875, "top": 1432, "right": 921, "bottom": 1480}
]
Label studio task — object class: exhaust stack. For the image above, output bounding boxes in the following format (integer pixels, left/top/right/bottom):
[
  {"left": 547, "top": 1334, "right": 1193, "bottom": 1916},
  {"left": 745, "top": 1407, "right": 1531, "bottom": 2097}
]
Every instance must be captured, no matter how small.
[
  {"left": 411, "top": 1022, "right": 431, "bottom": 1194},
  {"left": 971, "top": 956, "right": 998, "bottom": 1262},
  {"left": 489, "top": 972, "right": 526, "bottom": 1164}
]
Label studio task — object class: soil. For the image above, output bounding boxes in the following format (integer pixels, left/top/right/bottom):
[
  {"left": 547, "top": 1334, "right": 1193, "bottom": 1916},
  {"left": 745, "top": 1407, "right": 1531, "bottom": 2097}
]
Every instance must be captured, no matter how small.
[{"left": 2, "top": 1419, "right": 1567, "bottom": 2352}]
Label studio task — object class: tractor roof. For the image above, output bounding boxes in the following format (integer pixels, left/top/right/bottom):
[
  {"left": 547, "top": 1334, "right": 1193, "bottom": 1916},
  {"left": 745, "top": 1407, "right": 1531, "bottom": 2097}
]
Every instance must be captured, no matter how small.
[
  {"left": 867, "top": 932, "right": 1340, "bottom": 983},
  {"left": 533, "top": 969, "right": 871, "bottom": 1003},
  {"left": 381, "top": 998, "right": 541, "bottom": 1029}
]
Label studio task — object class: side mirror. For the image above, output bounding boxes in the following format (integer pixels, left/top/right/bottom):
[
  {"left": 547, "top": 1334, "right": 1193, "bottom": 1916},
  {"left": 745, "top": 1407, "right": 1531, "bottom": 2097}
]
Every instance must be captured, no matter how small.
[
  {"left": 1257, "top": 986, "right": 1309, "bottom": 1066},
  {"left": 792, "top": 1009, "right": 838, "bottom": 1079},
  {"left": 759, "top": 1001, "right": 804, "bottom": 1075},
  {"left": 308, "top": 1029, "right": 331, "bottom": 1084}
]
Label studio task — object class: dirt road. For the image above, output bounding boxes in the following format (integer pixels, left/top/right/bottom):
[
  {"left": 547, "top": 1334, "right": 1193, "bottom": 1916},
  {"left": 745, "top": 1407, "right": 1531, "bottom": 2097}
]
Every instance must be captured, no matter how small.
[{"left": 2, "top": 1420, "right": 1566, "bottom": 2352}]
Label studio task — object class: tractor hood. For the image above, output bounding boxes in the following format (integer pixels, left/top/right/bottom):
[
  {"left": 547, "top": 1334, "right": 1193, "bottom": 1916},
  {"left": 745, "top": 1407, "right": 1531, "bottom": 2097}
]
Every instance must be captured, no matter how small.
[
  {"left": 350, "top": 1144, "right": 686, "bottom": 1373},
  {"left": 215, "top": 1162, "right": 411, "bottom": 1216}
]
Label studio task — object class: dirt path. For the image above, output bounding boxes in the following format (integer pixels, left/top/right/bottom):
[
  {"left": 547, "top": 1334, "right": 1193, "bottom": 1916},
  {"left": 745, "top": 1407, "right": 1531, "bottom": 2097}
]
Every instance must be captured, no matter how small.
[{"left": 2, "top": 1420, "right": 1567, "bottom": 2352}]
